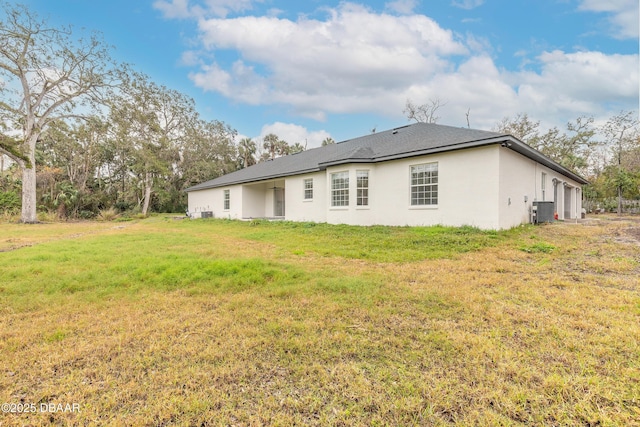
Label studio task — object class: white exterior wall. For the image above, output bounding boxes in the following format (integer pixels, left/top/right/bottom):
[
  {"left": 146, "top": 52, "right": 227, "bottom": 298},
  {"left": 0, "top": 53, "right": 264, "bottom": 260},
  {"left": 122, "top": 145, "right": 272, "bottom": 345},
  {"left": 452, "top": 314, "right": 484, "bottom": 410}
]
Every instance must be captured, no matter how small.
[
  {"left": 498, "top": 147, "right": 536, "bottom": 229},
  {"left": 187, "top": 186, "right": 242, "bottom": 219},
  {"left": 227, "top": 186, "right": 243, "bottom": 219},
  {"left": 497, "top": 147, "right": 583, "bottom": 228},
  {"left": 285, "top": 172, "right": 327, "bottom": 222},
  {"left": 244, "top": 179, "right": 285, "bottom": 218},
  {"left": 188, "top": 179, "right": 291, "bottom": 220},
  {"left": 435, "top": 146, "right": 500, "bottom": 229},
  {"left": 187, "top": 145, "right": 584, "bottom": 229},
  {"left": 325, "top": 164, "right": 377, "bottom": 226},
  {"left": 187, "top": 187, "right": 216, "bottom": 218},
  {"left": 242, "top": 182, "right": 266, "bottom": 218},
  {"left": 324, "top": 145, "right": 502, "bottom": 229}
]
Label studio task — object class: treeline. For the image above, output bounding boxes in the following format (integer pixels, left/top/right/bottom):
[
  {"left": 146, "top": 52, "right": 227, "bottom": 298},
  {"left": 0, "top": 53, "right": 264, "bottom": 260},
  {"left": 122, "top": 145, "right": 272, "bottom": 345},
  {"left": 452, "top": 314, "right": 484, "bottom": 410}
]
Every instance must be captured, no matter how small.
[
  {"left": 0, "top": 3, "right": 314, "bottom": 221},
  {"left": 493, "top": 112, "right": 640, "bottom": 214},
  {"left": 0, "top": 103, "right": 308, "bottom": 219},
  {"left": 406, "top": 99, "right": 640, "bottom": 214}
]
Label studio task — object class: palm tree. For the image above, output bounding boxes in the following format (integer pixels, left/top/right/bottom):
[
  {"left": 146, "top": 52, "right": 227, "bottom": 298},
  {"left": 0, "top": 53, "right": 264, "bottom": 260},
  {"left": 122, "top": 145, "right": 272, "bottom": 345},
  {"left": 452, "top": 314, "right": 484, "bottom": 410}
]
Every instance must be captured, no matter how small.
[
  {"left": 274, "top": 139, "right": 290, "bottom": 157},
  {"left": 290, "top": 142, "right": 305, "bottom": 154},
  {"left": 263, "top": 134, "right": 279, "bottom": 160},
  {"left": 238, "top": 137, "right": 256, "bottom": 168}
]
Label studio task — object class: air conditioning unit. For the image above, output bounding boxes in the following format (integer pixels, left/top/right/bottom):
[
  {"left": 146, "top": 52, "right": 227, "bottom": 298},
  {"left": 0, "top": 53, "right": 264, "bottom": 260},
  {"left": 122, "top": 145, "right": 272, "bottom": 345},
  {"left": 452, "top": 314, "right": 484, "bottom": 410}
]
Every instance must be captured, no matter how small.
[
  {"left": 532, "top": 201, "right": 554, "bottom": 224},
  {"left": 201, "top": 211, "right": 213, "bottom": 218}
]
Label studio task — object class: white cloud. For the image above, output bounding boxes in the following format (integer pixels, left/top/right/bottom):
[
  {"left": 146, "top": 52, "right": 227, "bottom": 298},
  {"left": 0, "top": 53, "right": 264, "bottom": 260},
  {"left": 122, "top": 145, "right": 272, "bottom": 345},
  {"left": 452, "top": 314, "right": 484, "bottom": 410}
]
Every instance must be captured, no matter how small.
[
  {"left": 401, "top": 55, "right": 521, "bottom": 129},
  {"left": 190, "top": 3, "right": 467, "bottom": 119},
  {"left": 386, "top": 50, "right": 639, "bottom": 132},
  {"left": 153, "top": 0, "right": 257, "bottom": 19},
  {"left": 257, "top": 122, "right": 331, "bottom": 149},
  {"left": 578, "top": 0, "right": 639, "bottom": 39},
  {"left": 385, "top": 0, "right": 418, "bottom": 15},
  {"left": 167, "top": 1, "right": 636, "bottom": 136},
  {"left": 451, "top": 0, "right": 484, "bottom": 10},
  {"left": 534, "top": 50, "right": 637, "bottom": 101},
  {"left": 153, "top": 0, "right": 204, "bottom": 18},
  {"left": 513, "top": 50, "right": 639, "bottom": 123},
  {"left": 189, "top": 60, "right": 271, "bottom": 106},
  {"left": 179, "top": 50, "right": 200, "bottom": 66},
  {"left": 153, "top": 0, "right": 191, "bottom": 18}
]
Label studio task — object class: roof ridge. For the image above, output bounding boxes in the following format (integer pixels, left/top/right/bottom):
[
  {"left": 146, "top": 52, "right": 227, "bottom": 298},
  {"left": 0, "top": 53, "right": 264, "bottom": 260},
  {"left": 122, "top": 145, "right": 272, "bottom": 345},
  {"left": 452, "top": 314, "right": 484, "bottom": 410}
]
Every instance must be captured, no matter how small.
[{"left": 185, "top": 122, "right": 586, "bottom": 192}]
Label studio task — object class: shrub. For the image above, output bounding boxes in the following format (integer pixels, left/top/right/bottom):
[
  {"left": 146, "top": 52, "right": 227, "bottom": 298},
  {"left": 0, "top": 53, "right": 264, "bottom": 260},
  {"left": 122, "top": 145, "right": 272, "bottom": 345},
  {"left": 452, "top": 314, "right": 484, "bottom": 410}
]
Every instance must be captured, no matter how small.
[
  {"left": 97, "top": 208, "right": 120, "bottom": 221},
  {"left": 37, "top": 210, "right": 62, "bottom": 223},
  {"left": 0, "top": 191, "right": 20, "bottom": 215}
]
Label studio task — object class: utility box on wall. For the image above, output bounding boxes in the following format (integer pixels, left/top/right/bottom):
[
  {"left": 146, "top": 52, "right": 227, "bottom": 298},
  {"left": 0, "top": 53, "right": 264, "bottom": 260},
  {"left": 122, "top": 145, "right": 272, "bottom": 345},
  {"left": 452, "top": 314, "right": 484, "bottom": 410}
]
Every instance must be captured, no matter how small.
[{"left": 533, "top": 201, "right": 554, "bottom": 224}]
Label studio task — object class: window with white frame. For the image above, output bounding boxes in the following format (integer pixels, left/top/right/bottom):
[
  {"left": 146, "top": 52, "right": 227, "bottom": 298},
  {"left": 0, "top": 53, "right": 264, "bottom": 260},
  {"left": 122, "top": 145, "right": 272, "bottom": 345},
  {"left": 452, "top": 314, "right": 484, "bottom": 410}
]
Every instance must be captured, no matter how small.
[
  {"left": 410, "top": 163, "right": 438, "bottom": 206},
  {"left": 223, "top": 189, "right": 230, "bottom": 210},
  {"left": 303, "top": 178, "right": 313, "bottom": 200},
  {"left": 541, "top": 172, "right": 547, "bottom": 201},
  {"left": 356, "top": 170, "right": 369, "bottom": 206},
  {"left": 331, "top": 171, "right": 349, "bottom": 207}
]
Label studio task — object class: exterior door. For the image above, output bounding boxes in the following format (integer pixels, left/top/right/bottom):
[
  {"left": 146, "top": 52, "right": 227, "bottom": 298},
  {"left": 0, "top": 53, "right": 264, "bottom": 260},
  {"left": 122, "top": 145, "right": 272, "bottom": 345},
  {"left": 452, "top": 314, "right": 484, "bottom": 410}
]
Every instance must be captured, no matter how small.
[
  {"left": 553, "top": 180, "right": 558, "bottom": 217},
  {"left": 564, "top": 186, "right": 572, "bottom": 219},
  {"left": 274, "top": 188, "right": 285, "bottom": 217}
]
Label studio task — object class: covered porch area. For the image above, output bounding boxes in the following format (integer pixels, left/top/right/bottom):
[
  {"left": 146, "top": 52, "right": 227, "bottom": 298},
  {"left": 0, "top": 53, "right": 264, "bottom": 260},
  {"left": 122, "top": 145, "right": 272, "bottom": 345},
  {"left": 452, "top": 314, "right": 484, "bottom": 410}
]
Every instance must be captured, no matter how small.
[
  {"left": 241, "top": 179, "right": 286, "bottom": 220},
  {"left": 553, "top": 179, "right": 582, "bottom": 221}
]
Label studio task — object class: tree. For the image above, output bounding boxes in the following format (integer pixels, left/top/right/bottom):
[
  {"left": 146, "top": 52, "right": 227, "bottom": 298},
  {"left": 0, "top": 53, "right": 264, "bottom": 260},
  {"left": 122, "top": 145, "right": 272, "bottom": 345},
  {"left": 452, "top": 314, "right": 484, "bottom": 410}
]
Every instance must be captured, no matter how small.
[
  {"left": 109, "top": 72, "right": 196, "bottom": 215},
  {"left": 180, "top": 119, "right": 237, "bottom": 190},
  {"left": 276, "top": 140, "right": 291, "bottom": 157},
  {"left": 101, "top": 115, "right": 136, "bottom": 209},
  {"left": 321, "top": 137, "right": 336, "bottom": 146},
  {"left": 494, "top": 113, "right": 542, "bottom": 147},
  {"left": 494, "top": 114, "right": 597, "bottom": 176},
  {"left": 41, "top": 118, "right": 107, "bottom": 193},
  {"left": 600, "top": 111, "right": 640, "bottom": 214},
  {"left": 38, "top": 118, "right": 108, "bottom": 218},
  {"left": 262, "top": 134, "right": 290, "bottom": 160},
  {"left": 237, "top": 137, "right": 257, "bottom": 168},
  {"left": 0, "top": 3, "right": 117, "bottom": 222},
  {"left": 540, "top": 117, "right": 596, "bottom": 175},
  {"left": 262, "top": 134, "right": 279, "bottom": 160},
  {"left": 289, "top": 142, "right": 305, "bottom": 154},
  {"left": 403, "top": 98, "right": 445, "bottom": 124}
]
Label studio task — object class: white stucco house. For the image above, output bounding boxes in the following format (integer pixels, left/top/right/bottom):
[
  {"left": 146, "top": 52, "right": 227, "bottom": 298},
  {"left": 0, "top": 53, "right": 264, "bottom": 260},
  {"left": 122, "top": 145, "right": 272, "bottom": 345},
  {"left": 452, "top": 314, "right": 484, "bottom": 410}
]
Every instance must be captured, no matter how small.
[{"left": 186, "top": 123, "right": 588, "bottom": 230}]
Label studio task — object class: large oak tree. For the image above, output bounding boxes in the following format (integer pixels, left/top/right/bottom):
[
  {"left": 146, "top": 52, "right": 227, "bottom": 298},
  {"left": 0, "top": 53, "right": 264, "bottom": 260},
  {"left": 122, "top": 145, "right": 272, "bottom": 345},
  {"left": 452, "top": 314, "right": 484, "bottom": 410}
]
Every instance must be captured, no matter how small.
[{"left": 0, "top": 3, "right": 117, "bottom": 222}]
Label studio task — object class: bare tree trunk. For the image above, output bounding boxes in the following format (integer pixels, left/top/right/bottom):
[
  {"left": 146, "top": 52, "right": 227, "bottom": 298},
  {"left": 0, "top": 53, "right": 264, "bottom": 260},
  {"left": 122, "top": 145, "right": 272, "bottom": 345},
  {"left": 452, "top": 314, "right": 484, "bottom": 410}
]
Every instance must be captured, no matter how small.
[
  {"left": 21, "top": 165, "right": 38, "bottom": 223},
  {"left": 141, "top": 171, "right": 152, "bottom": 216},
  {"left": 617, "top": 186, "right": 622, "bottom": 215},
  {"left": 19, "top": 134, "right": 39, "bottom": 223}
]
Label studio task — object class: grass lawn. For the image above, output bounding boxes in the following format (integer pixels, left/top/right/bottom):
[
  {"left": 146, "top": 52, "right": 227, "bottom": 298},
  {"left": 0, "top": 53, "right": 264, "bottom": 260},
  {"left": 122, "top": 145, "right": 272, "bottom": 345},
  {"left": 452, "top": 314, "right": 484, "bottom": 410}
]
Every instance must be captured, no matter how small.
[{"left": 0, "top": 215, "right": 639, "bottom": 425}]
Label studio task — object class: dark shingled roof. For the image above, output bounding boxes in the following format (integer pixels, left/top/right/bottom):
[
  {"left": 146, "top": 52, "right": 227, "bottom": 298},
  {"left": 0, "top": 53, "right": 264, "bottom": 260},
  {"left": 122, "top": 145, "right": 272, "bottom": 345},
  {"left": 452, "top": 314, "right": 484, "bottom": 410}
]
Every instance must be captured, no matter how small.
[{"left": 186, "top": 122, "right": 587, "bottom": 192}]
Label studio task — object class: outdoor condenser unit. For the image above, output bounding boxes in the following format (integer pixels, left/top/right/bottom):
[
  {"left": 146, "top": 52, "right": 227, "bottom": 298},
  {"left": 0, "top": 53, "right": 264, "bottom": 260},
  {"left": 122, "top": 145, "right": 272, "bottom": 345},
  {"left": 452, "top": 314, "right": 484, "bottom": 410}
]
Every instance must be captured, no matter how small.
[{"left": 532, "top": 201, "right": 554, "bottom": 224}]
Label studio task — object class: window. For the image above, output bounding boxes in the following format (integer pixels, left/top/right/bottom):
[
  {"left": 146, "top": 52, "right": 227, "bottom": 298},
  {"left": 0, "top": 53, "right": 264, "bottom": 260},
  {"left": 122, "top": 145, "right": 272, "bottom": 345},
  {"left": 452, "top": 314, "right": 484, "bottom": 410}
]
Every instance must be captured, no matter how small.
[
  {"left": 356, "top": 170, "right": 369, "bottom": 206},
  {"left": 223, "top": 189, "right": 230, "bottom": 210},
  {"left": 331, "top": 171, "right": 349, "bottom": 207},
  {"left": 541, "top": 172, "right": 547, "bottom": 200},
  {"left": 410, "top": 163, "right": 438, "bottom": 206},
  {"left": 303, "top": 178, "right": 313, "bottom": 200}
]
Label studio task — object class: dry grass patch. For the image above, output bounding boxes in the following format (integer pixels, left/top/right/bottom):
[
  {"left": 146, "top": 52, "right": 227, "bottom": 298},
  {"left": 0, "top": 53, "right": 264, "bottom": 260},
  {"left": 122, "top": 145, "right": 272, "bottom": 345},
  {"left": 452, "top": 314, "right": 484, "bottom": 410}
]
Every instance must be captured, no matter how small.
[
  {"left": 0, "top": 221, "right": 132, "bottom": 252},
  {"left": 0, "top": 215, "right": 639, "bottom": 425}
]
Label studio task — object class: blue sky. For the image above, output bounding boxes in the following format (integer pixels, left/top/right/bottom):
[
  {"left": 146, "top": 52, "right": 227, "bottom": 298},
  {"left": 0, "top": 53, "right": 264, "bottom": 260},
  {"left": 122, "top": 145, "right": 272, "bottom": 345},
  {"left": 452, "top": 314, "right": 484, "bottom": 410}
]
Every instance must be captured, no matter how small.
[{"left": 15, "top": 0, "right": 640, "bottom": 148}]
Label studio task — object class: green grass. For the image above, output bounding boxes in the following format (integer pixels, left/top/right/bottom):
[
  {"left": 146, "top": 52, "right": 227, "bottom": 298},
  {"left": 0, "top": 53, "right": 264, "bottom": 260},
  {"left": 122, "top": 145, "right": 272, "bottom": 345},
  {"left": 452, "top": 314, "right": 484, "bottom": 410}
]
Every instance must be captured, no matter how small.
[
  {"left": 0, "top": 215, "right": 639, "bottom": 425},
  {"left": 201, "top": 219, "right": 512, "bottom": 262}
]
